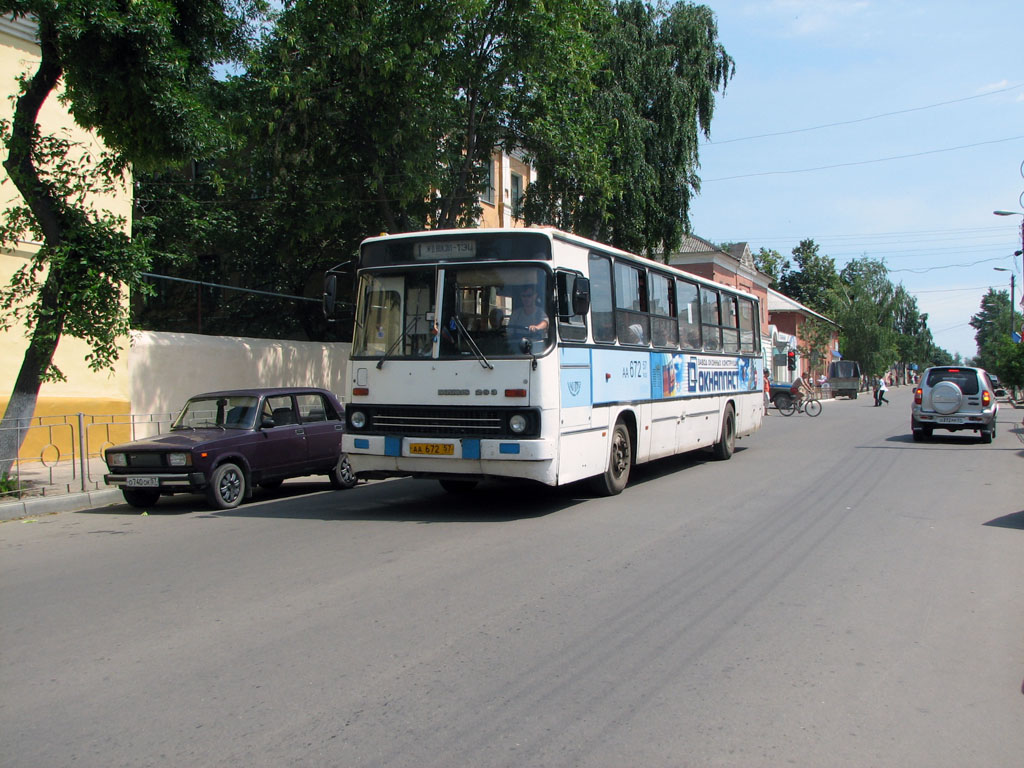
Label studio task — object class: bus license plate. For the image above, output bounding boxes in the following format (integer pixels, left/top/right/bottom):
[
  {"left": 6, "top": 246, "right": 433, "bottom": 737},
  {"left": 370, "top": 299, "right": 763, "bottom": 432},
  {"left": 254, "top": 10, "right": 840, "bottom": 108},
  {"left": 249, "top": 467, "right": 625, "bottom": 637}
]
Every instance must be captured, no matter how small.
[
  {"left": 409, "top": 442, "right": 455, "bottom": 456},
  {"left": 126, "top": 476, "right": 159, "bottom": 487}
]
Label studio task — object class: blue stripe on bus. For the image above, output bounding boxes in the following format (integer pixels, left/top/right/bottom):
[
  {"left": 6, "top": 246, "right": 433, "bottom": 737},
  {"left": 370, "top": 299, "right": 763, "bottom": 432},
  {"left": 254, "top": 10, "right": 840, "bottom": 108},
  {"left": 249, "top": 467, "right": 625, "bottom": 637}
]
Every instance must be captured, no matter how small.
[
  {"left": 499, "top": 443, "right": 521, "bottom": 454},
  {"left": 385, "top": 436, "right": 402, "bottom": 456},
  {"left": 462, "top": 439, "right": 480, "bottom": 459},
  {"left": 354, "top": 438, "right": 369, "bottom": 449}
]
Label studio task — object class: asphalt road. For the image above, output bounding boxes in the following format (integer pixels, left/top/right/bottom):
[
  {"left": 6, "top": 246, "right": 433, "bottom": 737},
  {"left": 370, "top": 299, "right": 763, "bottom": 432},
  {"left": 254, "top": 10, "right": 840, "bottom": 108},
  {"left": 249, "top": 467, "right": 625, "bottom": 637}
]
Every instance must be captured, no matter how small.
[{"left": 3, "top": 388, "right": 1023, "bottom": 767}]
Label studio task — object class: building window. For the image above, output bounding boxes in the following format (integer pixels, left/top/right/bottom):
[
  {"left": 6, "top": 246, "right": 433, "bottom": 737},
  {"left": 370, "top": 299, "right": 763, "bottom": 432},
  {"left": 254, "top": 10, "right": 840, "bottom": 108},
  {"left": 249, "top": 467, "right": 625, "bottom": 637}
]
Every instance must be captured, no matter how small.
[
  {"left": 482, "top": 158, "right": 494, "bottom": 205},
  {"left": 510, "top": 172, "right": 523, "bottom": 218}
]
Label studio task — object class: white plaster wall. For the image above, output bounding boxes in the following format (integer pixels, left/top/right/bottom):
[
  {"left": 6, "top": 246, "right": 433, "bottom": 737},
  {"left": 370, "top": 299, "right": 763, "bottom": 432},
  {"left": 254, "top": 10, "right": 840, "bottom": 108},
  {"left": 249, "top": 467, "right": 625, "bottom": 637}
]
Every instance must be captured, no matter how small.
[{"left": 129, "top": 330, "right": 351, "bottom": 415}]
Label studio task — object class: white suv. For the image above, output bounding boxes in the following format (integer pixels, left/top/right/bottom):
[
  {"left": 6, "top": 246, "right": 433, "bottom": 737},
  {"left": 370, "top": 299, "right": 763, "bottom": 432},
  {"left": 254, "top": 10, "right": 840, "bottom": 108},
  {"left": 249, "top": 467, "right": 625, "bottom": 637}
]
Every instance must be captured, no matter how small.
[{"left": 911, "top": 366, "right": 999, "bottom": 443}]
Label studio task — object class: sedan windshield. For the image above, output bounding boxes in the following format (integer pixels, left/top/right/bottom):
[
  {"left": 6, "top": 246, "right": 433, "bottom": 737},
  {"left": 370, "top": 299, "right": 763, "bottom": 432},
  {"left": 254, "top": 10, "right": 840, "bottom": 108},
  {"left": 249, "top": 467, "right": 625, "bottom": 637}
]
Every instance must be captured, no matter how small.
[{"left": 172, "top": 396, "right": 259, "bottom": 430}]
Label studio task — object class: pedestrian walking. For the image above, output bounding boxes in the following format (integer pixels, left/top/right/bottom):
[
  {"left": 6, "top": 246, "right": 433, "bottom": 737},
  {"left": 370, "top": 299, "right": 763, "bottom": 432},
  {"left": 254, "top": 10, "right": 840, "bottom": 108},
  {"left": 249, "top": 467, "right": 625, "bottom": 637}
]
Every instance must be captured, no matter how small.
[{"left": 876, "top": 375, "right": 889, "bottom": 406}]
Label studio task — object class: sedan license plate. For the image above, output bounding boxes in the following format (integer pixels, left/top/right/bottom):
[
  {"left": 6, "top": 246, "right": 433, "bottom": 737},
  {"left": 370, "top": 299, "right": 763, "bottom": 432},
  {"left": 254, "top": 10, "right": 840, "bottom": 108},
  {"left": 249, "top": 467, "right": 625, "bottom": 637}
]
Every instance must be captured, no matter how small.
[
  {"left": 126, "top": 476, "right": 159, "bottom": 488},
  {"left": 409, "top": 442, "right": 455, "bottom": 456}
]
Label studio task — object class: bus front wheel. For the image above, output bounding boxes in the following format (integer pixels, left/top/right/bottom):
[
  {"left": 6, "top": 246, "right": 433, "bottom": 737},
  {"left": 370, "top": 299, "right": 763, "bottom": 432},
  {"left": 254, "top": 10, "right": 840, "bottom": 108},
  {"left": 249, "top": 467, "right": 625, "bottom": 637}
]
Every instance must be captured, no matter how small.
[{"left": 591, "top": 421, "right": 631, "bottom": 496}]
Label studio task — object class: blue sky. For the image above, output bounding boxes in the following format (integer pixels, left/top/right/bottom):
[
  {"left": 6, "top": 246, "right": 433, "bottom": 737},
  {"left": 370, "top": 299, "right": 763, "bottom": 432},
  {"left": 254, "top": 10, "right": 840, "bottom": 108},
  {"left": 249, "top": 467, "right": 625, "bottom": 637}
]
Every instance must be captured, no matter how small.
[{"left": 688, "top": 0, "right": 1024, "bottom": 360}]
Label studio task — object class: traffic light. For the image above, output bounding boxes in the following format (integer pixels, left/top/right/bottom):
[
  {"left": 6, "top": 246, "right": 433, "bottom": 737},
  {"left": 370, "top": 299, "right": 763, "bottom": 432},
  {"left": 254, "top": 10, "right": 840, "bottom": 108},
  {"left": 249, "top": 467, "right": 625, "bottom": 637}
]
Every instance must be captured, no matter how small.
[{"left": 787, "top": 350, "right": 796, "bottom": 371}]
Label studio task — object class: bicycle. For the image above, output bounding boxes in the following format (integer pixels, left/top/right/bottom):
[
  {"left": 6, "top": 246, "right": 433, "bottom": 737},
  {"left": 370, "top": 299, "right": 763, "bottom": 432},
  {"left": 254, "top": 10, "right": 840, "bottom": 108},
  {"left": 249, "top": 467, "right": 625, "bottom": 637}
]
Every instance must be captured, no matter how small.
[{"left": 778, "top": 395, "right": 822, "bottom": 417}]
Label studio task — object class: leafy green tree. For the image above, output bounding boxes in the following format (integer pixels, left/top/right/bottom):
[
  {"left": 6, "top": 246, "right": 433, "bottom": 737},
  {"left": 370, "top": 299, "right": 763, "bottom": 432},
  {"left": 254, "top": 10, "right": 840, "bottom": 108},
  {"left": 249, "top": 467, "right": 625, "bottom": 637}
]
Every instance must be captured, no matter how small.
[
  {"left": 135, "top": 0, "right": 607, "bottom": 337},
  {"left": 796, "top": 318, "right": 835, "bottom": 380},
  {"left": 778, "top": 238, "right": 838, "bottom": 314},
  {"left": 831, "top": 257, "right": 897, "bottom": 376},
  {"left": 991, "top": 337, "right": 1024, "bottom": 392},
  {"left": 969, "top": 288, "right": 1016, "bottom": 372},
  {"left": 752, "top": 247, "right": 787, "bottom": 289},
  {"left": 0, "top": 0, "right": 257, "bottom": 474},
  {"left": 525, "top": 0, "right": 734, "bottom": 258}
]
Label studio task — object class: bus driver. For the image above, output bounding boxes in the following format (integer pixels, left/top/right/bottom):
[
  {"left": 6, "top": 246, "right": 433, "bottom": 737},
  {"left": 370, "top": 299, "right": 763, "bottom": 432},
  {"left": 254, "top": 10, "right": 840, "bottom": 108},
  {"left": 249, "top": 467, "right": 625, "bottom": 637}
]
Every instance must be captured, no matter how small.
[{"left": 508, "top": 285, "right": 549, "bottom": 337}]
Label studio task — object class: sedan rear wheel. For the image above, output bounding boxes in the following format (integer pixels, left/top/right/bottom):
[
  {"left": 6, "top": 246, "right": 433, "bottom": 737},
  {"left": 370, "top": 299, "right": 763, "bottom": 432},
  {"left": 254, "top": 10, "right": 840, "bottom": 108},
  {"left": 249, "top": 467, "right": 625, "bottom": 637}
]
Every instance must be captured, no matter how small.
[{"left": 328, "top": 453, "right": 357, "bottom": 489}]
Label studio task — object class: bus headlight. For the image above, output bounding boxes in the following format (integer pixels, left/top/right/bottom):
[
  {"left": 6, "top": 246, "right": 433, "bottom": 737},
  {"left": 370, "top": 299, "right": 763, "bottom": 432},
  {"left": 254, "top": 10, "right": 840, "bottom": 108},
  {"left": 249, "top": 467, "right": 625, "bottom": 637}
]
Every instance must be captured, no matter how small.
[
  {"left": 350, "top": 410, "right": 367, "bottom": 429},
  {"left": 509, "top": 414, "right": 528, "bottom": 434}
]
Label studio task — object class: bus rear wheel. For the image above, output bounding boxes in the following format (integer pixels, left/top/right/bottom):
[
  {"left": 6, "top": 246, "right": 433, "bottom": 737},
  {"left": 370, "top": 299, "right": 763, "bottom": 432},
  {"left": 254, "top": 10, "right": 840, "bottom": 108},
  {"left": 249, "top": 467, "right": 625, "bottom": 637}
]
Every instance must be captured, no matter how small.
[
  {"left": 712, "top": 404, "right": 736, "bottom": 460},
  {"left": 591, "top": 421, "right": 631, "bottom": 496}
]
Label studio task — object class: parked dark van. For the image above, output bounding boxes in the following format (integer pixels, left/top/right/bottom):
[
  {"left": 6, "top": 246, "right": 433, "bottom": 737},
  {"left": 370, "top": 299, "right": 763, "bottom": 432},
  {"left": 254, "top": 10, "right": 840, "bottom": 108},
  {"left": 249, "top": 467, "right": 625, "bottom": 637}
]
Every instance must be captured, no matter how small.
[{"left": 827, "top": 360, "right": 862, "bottom": 398}]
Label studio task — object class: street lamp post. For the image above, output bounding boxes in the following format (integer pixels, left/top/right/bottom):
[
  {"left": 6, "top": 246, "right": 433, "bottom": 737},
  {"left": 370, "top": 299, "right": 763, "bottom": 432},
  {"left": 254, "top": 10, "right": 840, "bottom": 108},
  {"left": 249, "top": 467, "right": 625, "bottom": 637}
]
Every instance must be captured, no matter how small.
[
  {"left": 993, "top": 267, "right": 1015, "bottom": 337},
  {"left": 993, "top": 209, "right": 1024, "bottom": 279}
]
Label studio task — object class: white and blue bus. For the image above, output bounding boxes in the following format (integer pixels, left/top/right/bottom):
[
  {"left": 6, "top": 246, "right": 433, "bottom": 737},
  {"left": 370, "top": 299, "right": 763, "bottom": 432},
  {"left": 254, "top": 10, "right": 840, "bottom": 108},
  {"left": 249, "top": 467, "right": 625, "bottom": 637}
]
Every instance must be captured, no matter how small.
[{"left": 325, "top": 228, "right": 764, "bottom": 495}]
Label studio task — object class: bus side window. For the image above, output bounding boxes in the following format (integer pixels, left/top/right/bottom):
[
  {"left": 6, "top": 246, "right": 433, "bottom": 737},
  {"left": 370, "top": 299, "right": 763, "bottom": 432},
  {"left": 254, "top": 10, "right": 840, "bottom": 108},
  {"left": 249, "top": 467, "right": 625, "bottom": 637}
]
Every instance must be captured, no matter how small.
[
  {"left": 588, "top": 253, "right": 616, "bottom": 343},
  {"left": 700, "top": 287, "right": 721, "bottom": 351},
  {"left": 676, "top": 279, "right": 701, "bottom": 350},
  {"left": 614, "top": 261, "right": 649, "bottom": 345},
  {"left": 739, "top": 297, "right": 758, "bottom": 353},
  {"left": 556, "top": 270, "right": 588, "bottom": 342},
  {"left": 721, "top": 294, "right": 740, "bottom": 353},
  {"left": 649, "top": 271, "right": 677, "bottom": 348}
]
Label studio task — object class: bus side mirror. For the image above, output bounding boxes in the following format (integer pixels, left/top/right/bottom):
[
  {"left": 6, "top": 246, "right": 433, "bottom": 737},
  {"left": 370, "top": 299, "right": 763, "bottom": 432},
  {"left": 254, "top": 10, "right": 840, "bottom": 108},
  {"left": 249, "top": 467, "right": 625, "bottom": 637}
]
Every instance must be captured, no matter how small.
[
  {"left": 323, "top": 274, "right": 338, "bottom": 319},
  {"left": 572, "top": 277, "right": 591, "bottom": 316}
]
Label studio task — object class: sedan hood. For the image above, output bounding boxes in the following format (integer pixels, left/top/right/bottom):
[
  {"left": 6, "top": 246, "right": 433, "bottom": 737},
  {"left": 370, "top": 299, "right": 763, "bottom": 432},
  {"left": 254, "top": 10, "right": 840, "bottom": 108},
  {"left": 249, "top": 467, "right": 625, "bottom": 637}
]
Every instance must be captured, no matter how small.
[{"left": 106, "top": 429, "right": 248, "bottom": 453}]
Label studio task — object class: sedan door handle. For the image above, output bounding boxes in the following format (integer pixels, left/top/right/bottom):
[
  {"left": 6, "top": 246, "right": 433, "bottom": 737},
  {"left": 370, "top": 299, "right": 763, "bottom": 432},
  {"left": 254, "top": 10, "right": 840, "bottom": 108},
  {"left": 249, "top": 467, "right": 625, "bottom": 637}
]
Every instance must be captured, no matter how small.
[{"left": 295, "top": 428, "right": 305, "bottom": 436}]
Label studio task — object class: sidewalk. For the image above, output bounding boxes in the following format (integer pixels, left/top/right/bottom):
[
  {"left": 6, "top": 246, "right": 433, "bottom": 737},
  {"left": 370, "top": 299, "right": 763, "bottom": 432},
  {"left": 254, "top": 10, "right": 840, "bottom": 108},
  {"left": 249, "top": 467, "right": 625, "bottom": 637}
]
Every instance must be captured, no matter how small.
[{"left": 1, "top": 456, "right": 122, "bottom": 522}]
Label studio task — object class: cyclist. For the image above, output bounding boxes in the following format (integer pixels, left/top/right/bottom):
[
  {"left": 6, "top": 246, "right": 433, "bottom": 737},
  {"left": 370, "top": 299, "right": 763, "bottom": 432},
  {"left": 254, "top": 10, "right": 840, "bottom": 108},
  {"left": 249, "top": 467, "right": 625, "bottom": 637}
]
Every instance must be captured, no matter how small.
[{"left": 789, "top": 373, "right": 813, "bottom": 411}]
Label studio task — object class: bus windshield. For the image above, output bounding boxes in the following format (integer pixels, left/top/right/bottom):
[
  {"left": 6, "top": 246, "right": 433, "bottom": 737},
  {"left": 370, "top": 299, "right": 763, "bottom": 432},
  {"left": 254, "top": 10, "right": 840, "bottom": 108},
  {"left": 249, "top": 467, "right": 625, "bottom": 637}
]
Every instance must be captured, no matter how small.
[{"left": 350, "top": 264, "right": 552, "bottom": 359}]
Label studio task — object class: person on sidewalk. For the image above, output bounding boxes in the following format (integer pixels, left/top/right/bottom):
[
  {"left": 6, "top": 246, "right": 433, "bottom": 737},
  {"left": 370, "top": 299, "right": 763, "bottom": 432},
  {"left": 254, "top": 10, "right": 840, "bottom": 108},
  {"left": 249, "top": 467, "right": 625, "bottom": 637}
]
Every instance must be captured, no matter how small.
[{"left": 876, "top": 375, "right": 889, "bottom": 406}]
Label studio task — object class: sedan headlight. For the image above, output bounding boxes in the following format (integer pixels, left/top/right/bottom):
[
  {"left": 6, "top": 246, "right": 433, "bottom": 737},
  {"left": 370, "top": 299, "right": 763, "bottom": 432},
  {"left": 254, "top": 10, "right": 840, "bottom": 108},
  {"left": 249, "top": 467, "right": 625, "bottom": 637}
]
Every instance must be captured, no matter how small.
[
  {"left": 350, "top": 410, "right": 367, "bottom": 429},
  {"left": 167, "top": 452, "right": 192, "bottom": 467},
  {"left": 107, "top": 452, "right": 127, "bottom": 467}
]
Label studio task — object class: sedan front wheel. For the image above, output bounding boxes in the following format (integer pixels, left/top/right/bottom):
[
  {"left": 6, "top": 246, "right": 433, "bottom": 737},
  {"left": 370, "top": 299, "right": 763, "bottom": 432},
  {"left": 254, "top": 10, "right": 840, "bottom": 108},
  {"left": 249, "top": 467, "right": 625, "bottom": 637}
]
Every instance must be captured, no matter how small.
[{"left": 206, "top": 462, "right": 245, "bottom": 509}]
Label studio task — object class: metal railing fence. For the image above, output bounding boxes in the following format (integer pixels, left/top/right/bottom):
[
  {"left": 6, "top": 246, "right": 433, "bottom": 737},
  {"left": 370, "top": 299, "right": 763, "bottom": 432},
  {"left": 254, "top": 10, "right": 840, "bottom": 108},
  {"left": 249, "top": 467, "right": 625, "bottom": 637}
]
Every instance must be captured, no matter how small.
[{"left": 1, "top": 412, "right": 176, "bottom": 501}]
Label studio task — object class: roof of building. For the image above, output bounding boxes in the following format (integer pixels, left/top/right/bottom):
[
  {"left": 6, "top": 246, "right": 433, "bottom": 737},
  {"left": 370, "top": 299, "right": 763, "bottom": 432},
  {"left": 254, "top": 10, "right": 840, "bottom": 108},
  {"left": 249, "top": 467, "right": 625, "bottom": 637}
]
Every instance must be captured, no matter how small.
[{"left": 767, "top": 288, "right": 839, "bottom": 326}]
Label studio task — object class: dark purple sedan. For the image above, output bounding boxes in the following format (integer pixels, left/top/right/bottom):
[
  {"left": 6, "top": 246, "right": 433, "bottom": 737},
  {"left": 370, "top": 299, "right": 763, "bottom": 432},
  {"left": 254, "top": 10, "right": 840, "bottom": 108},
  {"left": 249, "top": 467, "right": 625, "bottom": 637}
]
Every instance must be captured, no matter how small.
[{"left": 104, "top": 388, "right": 356, "bottom": 509}]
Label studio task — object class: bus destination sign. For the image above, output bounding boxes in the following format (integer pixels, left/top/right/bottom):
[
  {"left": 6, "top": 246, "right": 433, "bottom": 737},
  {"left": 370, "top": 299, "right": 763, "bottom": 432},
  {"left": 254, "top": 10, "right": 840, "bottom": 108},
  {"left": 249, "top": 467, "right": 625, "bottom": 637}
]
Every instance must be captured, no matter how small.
[{"left": 414, "top": 240, "right": 477, "bottom": 260}]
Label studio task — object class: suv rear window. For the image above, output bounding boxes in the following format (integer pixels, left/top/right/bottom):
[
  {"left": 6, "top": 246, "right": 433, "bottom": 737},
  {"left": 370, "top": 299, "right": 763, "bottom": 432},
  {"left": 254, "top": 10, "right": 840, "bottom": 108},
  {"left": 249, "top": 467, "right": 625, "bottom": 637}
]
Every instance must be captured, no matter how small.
[{"left": 925, "top": 368, "right": 980, "bottom": 395}]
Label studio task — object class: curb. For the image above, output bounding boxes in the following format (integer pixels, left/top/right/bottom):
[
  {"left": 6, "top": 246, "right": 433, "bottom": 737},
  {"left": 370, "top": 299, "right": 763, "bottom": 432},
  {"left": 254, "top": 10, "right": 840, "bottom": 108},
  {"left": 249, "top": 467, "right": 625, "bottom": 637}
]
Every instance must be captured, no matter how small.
[{"left": 0, "top": 488, "right": 122, "bottom": 522}]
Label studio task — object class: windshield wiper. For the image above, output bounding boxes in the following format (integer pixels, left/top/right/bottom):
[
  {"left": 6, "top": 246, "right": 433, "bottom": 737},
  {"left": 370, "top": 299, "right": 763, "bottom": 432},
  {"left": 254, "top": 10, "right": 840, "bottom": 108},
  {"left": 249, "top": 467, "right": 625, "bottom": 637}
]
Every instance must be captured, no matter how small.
[
  {"left": 376, "top": 314, "right": 424, "bottom": 369},
  {"left": 450, "top": 314, "right": 493, "bottom": 370}
]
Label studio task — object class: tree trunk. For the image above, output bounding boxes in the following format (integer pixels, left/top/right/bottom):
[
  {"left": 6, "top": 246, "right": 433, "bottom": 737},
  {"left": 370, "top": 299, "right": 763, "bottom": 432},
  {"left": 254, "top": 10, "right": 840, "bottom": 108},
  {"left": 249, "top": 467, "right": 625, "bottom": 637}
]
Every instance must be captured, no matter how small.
[
  {"left": 0, "top": 18, "right": 66, "bottom": 477},
  {"left": 0, "top": 328, "right": 60, "bottom": 477}
]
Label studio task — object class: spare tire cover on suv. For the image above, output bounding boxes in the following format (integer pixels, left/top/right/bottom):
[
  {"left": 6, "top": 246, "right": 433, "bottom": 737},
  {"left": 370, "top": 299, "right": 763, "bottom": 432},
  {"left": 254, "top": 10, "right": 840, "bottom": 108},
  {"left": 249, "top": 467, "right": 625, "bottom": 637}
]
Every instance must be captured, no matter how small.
[{"left": 929, "top": 380, "right": 963, "bottom": 414}]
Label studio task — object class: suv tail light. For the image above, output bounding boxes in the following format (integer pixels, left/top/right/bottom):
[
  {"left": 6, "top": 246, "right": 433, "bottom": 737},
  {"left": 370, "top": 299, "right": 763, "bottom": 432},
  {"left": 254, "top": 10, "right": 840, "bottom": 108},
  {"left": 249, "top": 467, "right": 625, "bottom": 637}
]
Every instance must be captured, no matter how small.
[
  {"left": 982, "top": 390, "right": 991, "bottom": 407},
  {"left": 914, "top": 386, "right": 922, "bottom": 405}
]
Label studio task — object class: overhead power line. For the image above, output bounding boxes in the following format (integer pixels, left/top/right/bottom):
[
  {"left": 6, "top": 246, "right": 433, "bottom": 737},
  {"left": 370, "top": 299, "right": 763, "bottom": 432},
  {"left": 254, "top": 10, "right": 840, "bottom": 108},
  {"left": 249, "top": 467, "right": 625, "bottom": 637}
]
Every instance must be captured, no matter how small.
[
  {"left": 703, "top": 135, "right": 1024, "bottom": 182},
  {"left": 704, "top": 82, "right": 1024, "bottom": 145}
]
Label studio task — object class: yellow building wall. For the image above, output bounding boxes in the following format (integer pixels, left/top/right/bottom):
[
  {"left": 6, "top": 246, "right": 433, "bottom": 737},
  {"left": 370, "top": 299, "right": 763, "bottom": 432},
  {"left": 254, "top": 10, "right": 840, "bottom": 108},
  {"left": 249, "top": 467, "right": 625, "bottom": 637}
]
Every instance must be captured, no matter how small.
[{"left": 1, "top": 17, "right": 133, "bottom": 459}]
